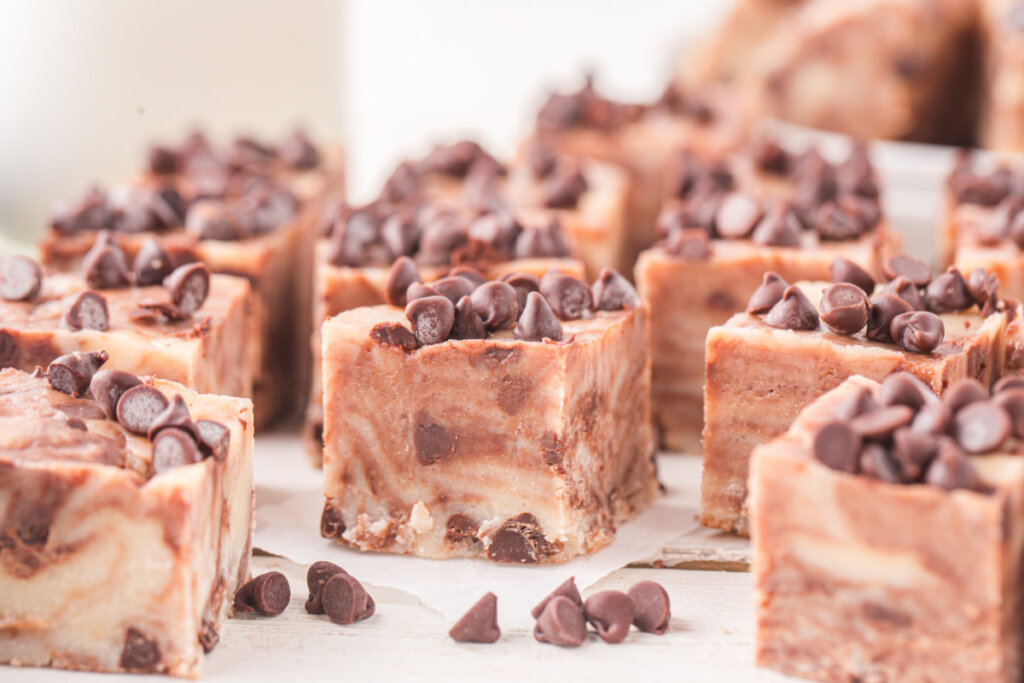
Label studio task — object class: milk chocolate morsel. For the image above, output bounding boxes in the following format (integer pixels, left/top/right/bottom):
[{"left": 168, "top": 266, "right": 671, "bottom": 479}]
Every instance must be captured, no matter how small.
[
  {"left": 116, "top": 385, "right": 170, "bottom": 435},
  {"left": 533, "top": 596, "right": 586, "bottom": 647},
  {"left": 470, "top": 282, "right": 518, "bottom": 331},
  {"left": 132, "top": 238, "right": 174, "bottom": 286},
  {"left": 912, "top": 401, "right": 952, "bottom": 435},
  {"left": 539, "top": 273, "right": 592, "bottom": 320},
  {"left": 514, "top": 292, "right": 563, "bottom": 342},
  {"left": 194, "top": 419, "right": 230, "bottom": 461},
  {"left": 385, "top": 256, "right": 421, "bottom": 308},
  {"left": 890, "top": 311, "right": 944, "bottom": 354},
  {"left": 90, "top": 369, "right": 142, "bottom": 419},
  {"left": 714, "top": 192, "right": 762, "bottom": 238},
  {"left": 830, "top": 258, "right": 875, "bottom": 295},
  {"left": 322, "top": 572, "right": 375, "bottom": 624},
  {"left": 151, "top": 427, "right": 203, "bottom": 474},
  {"left": 47, "top": 350, "right": 109, "bottom": 397},
  {"left": 816, "top": 202, "right": 865, "bottom": 241},
  {"left": 51, "top": 185, "right": 112, "bottom": 235},
  {"left": 924, "top": 267, "right": 973, "bottom": 313},
  {"left": 431, "top": 276, "right": 475, "bottom": 305},
  {"left": 0, "top": 255, "right": 43, "bottom": 302},
  {"left": 764, "top": 286, "right": 819, "bottom": 331},
  {"left": 164, "top": 262, "right": 210, "bottom": 315},
  {"left": 819, "top": 284, "right": 870, "bottom": 335},
  {"left": 751, "top": 204, "right": 802, "bottom": 247},
  {"left": 449, "top": 592, "right": 501, "bottom": 644},
  {"left": 891, "top": 428, "right": 938, "bottom": 482},
  {"left": 879, "top": 372, "right": 934, "bottom": 411},
  {"left": 63, "top": 290, "right": 109, "bottom": 331},
  {"left": 967, "top": 268, "right": 999, "bottom": 309},
  {"left": 531, "top": 577, "right": 583, "bottom": 619},
  {"left": 627, "top": 581, "right": 670, "bottom": 635},
  {"left": 500, "top": 272, "right": 541, "bottom": 311},
  {"left": 234, "top": 572, "right": 291, "bottom": 616},
  {"left": 942, "top": 379, "right": 988, "bottom": 415},
  {"left": 746, "top": 272, "right": 789, "bottom": 314},
  {"left": 866, "top": 294, "right": 913, "bottom": 343},
  {"left": 849, "top": 405, "right": 914, "bottom": 440},
  {"left": 592, "top": 268, "right": 638, "bottom": 311},
  {"left": 82, "top": 231, "right": 131, "bottom": 289},
  {"left": 834, "top": 386, "right": 879, "bottom": 420},
  {"left": 583, "top": 591, "right": 635, "bottom": 644},
  {"left": 185, "top": 200, "right": 241, "bottom": 241},
  {"left": 953, "top": 401, "right": 1012, "bottom": 453},
  {"left": 812, "top": 422, "right": 860, "bottom": 473},
  {"left": 881, "top": 276, "right": 925, "bottom": 311},
  {"left": 884, "top": 255, "right": 931, "bottom": 286},
  {"left": 860, "top": 442, "right": 902, "bottom": 482},
  {"left": 514, "top": 221, "right": 569, "bottom": 259},
  {"left": 467, "top": 212, "right": 520, "bottom": 255},
  {"left": 406, "top": 282, "right": 442, "bottom": 304},
  {"left": 405, "top": 295, "right": 455, "bottom": 346},
  {"left": 449, "top": 296, "right": 486, "bottom": 340},
  {"left": 147, "top": 394, "right": 198, "bottom": 440},
  {"left": 925, "top": 439, "right": 982, "bottom": 491},
  {"left": 305, "top": 561, "right": 347, "bottom": 614}
]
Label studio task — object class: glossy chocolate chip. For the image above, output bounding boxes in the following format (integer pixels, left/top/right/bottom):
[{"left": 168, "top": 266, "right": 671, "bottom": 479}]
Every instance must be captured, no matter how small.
[
  {"left": 0, "top": 256, "right": 43, "bottom": 302},
  {"left": 953, "top": 401, "right": 1011, "bottom": 453},
  {"left": 132, "top": 238, "right": 174, "bottom": 286},
  {"left": 63, "top": 290, "right": 109, "bottom": 331},
  {"left": 942, "top": 379, "right": 988, "bottom": 414},
  {"left": 592, "top": 268, "right": 638, "bottom": 311},
  {"left": 746, "top": 272, "right": 788, "bottom": 314},
  {"left": 90, "top": 369, "right": 142, "bottom": 419},
  {"left": 923, "top": 267, "right": 973, "bottom": 313},
  {"left": 305, "top": 561, "right": 348, "bottom": 614},
  {"left": 82, "top": 232, "right": 131, "bottom": 289},
  {"left": 329, "top": 207, "right": 381, "bottom": 267},
  {"left": 925, "top": 439, "right": 982, "bottom": 491},
  {"left": 819, "top": 283, "right": 870, "bottom": 335},
  {"left": 185, "top": 200, "right": 242, "bottom": 241},
  {"left": 890, "top": 311, "right": 944, "bottom": 354},
  {"left": 751, "top": 204, "right": 802, "bottom": 247},
  {"left": 834, "top": 386, "right": 879, "bottom": 420},
  {"left": 500, "top": 272, "right": 541, "bottom": 311},
  {"left": 812, "top": 422, "right": 861, "bottom": 473},
  {"left": 322, "top": 572, "right": 375, "bottom": 624},
  {"left": 234, "top": 571, "right": 291, "bottom": 616},
  {"left": 164, "top": 263, "right": 210, "bottom": 315},
  {"left": 627, "top": 581, "right": 670, "bottom": 635},
  {"left": 866, "top": 294, "right": 913, "bottom": 343},
  {"left": 532, "top": 577, "right": 583, "bottom": 619},
  {"left": 714, "top": 192, "right": 761, "bottom": 238},
  {"left": 151, "top": 427, "right": 203, "bottom": 474},
  {"left": 116, "top": 385, "right": 170, "bottom": 435},
  {"left": 584, "top": 591, "right": 635, "bottom": 644},
  {"left": 830, "top": 258, "right": 875, "bottom": 295},
  {"left": 534, "top": 596, "right": 586, "bottom": 647},
  {"left": 994, "top": 389, "right": 1024, "bottom": 439},
  {"left": 539, "top": 273, "right": 592, "bottom": 320},
  {"left": 879, "top": 372, "right": 934, "bottom": 410},
  {"left": 450, "top": 266, "right": 487, "bottom": 289},
  {"left": 195, "top": 419, "right": 230, "bottom": 461},
  {"left": 514, "top": 291, "right": 563, "bottom": 342},
  {"left": 47, "top": 350, "right": 109, "bottom": 397},
  {"left": 147, "top": 394, "right": 198, "bottom": 440},
  {"left": 891, "top": 428, "right": 938, "bottom": 482},
  {"left": 432, "top": 276, "right": 476, "bottom": 305},
  {"left": 884, "top": 255, "right": 931, "bottom": 286},
  {"left": 880, "top": 276, "right": 924, "bottom": 311},
  {"left": 764, "top": 286, "right": 819, "bottom": 330},
  {"left": 449, "top": 592, "right": 500, "bottom": 644},
  {"left": 418, "top": 210, "right": 467, "bottom": 266},
  {"left": 405, "top": 295, "right": 455, "bottom": 346},
  {"left": 380, "top": 161, "right": 420, "bottom": 203},
  {"left": 384, "top": 257, "right": 420, "bottom": 308},
  {"left": 449, "top": 296, "right": 487, "bottom": 340},
  {"left": 470, "top": 282, "right": 518, "bottom": 331},
  {"left": 849, "top": 405, "right": 914, "bottom": 440}
]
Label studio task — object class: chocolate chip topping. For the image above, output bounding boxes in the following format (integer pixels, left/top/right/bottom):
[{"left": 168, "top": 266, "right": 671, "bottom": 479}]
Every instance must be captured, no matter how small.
[
  {"left": 116, "top": 385, "right": 170, "bottom": 435},
  {"left": 132, "top": 238, "right": 174, "bottom": 286},
  {"left": 467, "top": 213, "right": 519, "bottom": 254},
  {"left": 431, "top": 276, "right": 476, "bottom": 305},
  {"left": 305, "top": 561, "right": 347, "bottom": 614},
  {"left": 866, "top": 294, "right": 913, "bottom": 343},
  {"left": 849, "top": 404, "right": 914, "bottom": 440},
  {"left": 185, "top": 200, "right": 241, "bottom": 241},
  {"left": 995, "top": 389, "right": 1024, "bottom": 439},
  {"left": 90, "top": 369, "right": 142, "bottom": 419},
  {"left": 384, "top": 256, "right": 421, "bottom": 308},
  {"left": 450, "top": 296, "right": 487, "bottom": 340},
  {"left": 279, "top": 130, "right": 320, "bottom": 170},
  {"left": 812, "top": 422, "right": 861, "bottom": 473},
  {"left": 370, "top": 322, "right": 419, "bottom": 351},
  {"left": 835, "top": 386, "right": 880, "bottom": 420},
  {"left": 0, "top": 256, "right": 43, "bottom": 302},
  {"left": 380, "top": 212, "right": 421, "bottom": 259},
  {"left": 746, "top": 272, "right": 789, "bottom": 314},
  {"left": 47, "top": 350, "right": 109, "bottom": 397},
  {"left": 925, "top": 439, "right": 982, "bottom": 491},
  {"left": 322, "top": 571, "right": 375, "bottom": 624},
  {"left": 830, "top": 258, "right": 875, "bottom": 295},
  {"left": 764, "top": 286, "right": 819, "bottom": 331},
  {"left": 164, "top": 262, "right": 210, "bottom": 315},
  {"left": 405, "top": 296, "right": 455, "bottom": 346},
  {"left": 542, "top": 164, "right": 589, "bottom": 209},
  {"left": 501, "top": 272, "right": 541, "bottom": 310},
  {"left": 539, "top": 273, "right": 592, "bottom": 320},
  {"left": 406, "top": 282, "right": 441, "bottom": 304},
  {"left": 924, "top": 267, "right": 974, "bottom": 313},
  {"left": 880, "top": 276, "right": 925, "bottom": 311},
  {"left": 151, "top": 427, "right": 203, "bottom": 474},
  {"left": 819, "top": 284, "right": 870, "bottom": 335},
  {"left": 234, "top": 572, "right": 291, "bottom": 616},
  {"left": 470, "top": 282, "right": 519, "bottom": 331},
  {"left": 663, "top": 228, "right": 712, "bottom": 261},
  {"left": 63, "top": 290, "right": 110, "bottom": 331},
  {"left": 532, "top": 577, "right": 584, "bottom": 619},
  {"left": 449, "top": 592, "right": 501, "bottom": 644},
  {"left": 715, "top": 193, "right": 762, "bottom": 238},
  {"left": 584, "top": 590, "right": 635, "bottom": 644},
  {"left": 879, "top": 372, "right": 934, "bottom": 410},
  {"left": 627, "top": 581, "right": 670, "bottom": 635},
  {"left": 967, "top": 268, "right": 1000, "bottom": 310},
  {"left": 534, "top": 596, "right": 587, "bottom": 647},
  {"left": 889, "top": 311, "right": 944, "bottom": 354},
  {"left": 514, "top": 292, "right": 563, "bottom": 342},
  {"left": 82, "top": 232, "right": 131, "bottom": 289},
  {"left": 146, "top": 394, "right": 198, "bottom": 441},
  {"left": 815, "top": 202, "right": 866, "bottom": 241},
  {"left": 884, "top": 255, "right": 931, "bottom": 286},
  {"left": 514, "top": 220, "right": 570, "bottom": 259},
  {"left": 953, "top": 401, "right": 1012, "bottom": 453},
  {"left": 751, "top": 204, "right": 802, "bottom": 247},
  {"left": 592, "top": 268, "right": 638, "bottom": 311},
  {"left": 942, "top": 378, "right": 988, "bottom": 414}
]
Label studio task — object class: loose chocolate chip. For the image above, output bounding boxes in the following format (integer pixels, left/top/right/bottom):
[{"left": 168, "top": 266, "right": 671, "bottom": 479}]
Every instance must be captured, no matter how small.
[
  {"left": 911, "top": 401, "right": 951, "bottom": 435},
  {"left": 812, "top": 421, "right": 861, "bottom": 473},
  {"left": 584, "top": 591, "right": 635, "bottom": 644},
  {"left": 830, "top": 258, "right": 875, "bottom": 295},
  {"left": 279, "top": 130, "right": 320, "bottom": 169},
  {"left": 849, "top": 405, "right": 914, "bottom": 440},
  {"left": 591, "top": 268, "right": 638, "bottom": 311},
  {"left": 185, "top": 200, "right": 241, "bottom": 241},
  {"left": 152, "top": 427, "right": 203, "bottom": 474},
  {"left": 370, "top": 322, "right": 419, "bottom": 350},
  {"left": 925, "top": 438, "right": 982, "bottom": 491},
  {"left": 534, "top": 596, "right": 587, "bottom": 647},
  {"left": 514, "top": 291, "right": 563, "bottom": 342},
  {"left": 322, "top": 572, "right": 375, "bottom": 624},
  {"left": 470, "top": 282, "right": 519, "bottom": 331},
  {"left": 406, "top": 282, "right": 442, "bottom": 303},
  {"left": 532, "top": 577, "right": 584, "bottom": 619},
  {"left": 234, "top": 571, "right": 291, "bottom": 616},
  {"left": 866, "top": 294, "right": 913, "bottom": 343},
  {"left": 63, "top": 290, "right": 109, "bottom": 331},
  {"left": 764, "top": 286, "right": 819, "bottom": 330},
  {"left": 539, "top": 273, "right": 592, "bottom": 320},
  {"left": 714, "top": 192, "right": 762, "bottom": 239},
  {"left": 942, "top": 379, "right": 988, "bottom": 414},
  {"left": 449, "top": 296, "right": 487, "bottom": 340},
  {"left": 47, "top": 350, "right": 109, "bottom": 397},
  {"left": 751, "top": 203, "right": 802, "bottom": 247},
  {"left": 306, "top": 561, "right": 348, "bottom": 614},
  {"left": 405, "top": 295, "right": 455, "bottom": 346},
  {"left": 132, "top": 238, "right": 174, "bottom": 286},
  {"left": 819, "top": 283, "right": 870, "bottom": 335},
  {"left": 892, "top": 428, "right": 938, "bottom": 482},
  {"left": 834, "top": 386, "right": 879, "bottom": 420},
  {"left": 746, "top": 272, "right": 789, "bottom": 314},
  {"left": 195, "top": 419, "right": 230, "bottom": 461},
  {"left": 116, "top": 384, "right": 170, "bottom": 435},
  {"left": 385, "top": 257, "right": 421, "bottom": 308},
  {"left": 953, "top": 401, "right": 1011, "bottom": 453},
  {"left": 487, "top": 512, "right": 554, "bottom": 563},
  {"left": 884, "top": 255, "right": 931, "bottom": 286},
  {"left": 432, "top": 276, "right": 476, "bottom": 305},
  {"left": 82, "top": 232, "right": 131, "bottom": 289},
  {"left": 449, "top": 592, "right": 501, "bottom": 644},
  {"left": 627, "top": 581, "right": 670, "bottom": 635},
  {"left": 994, "top": 389, "right": 1024, "bottom": 439},
  {"left": 500, "top": 272, "right": 541, "bottom": 311},
  {"left": 924, "top": 267, "right": 973, "bottom": 313},
  {"left": 859, "top": 442, "right": 902, "bottom": 483},
  {"left": 879, "top": 372, "right": 934, "bottom": 410},
  {"left": 164, "top": 262, "right": 210, "bottom": 315},
  {"left": 147, "top": 394, "right": 198, "bottom": 440},
  {"left": 120, "top": 627, "right": 161, "bottom": 671},
  {"left": 90, "top": 369, "right": 142, "bottom": 419},
  {"left": 880, "top": 276, "right": 925, "bottom": 311},
  {"left": 0, "top": 256, "right": 43, "bottom": 302},
  {"left": 890, "top": 311, "right": 944, "bottom": 354}
]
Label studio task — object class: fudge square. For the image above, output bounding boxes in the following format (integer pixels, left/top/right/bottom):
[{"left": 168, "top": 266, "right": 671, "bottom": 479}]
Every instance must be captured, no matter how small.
[
  {"left": 320, "top": 269, "right": 657, "bottom": 562},
  {"left": 0, "top": 365, "right": 254, "bottom": 677},
  {"left": 751, "top": 374, "right": 1024, "bottom": 683},
  {"left": 703, "top": 260, "right": 1010, "bottom": 534}
]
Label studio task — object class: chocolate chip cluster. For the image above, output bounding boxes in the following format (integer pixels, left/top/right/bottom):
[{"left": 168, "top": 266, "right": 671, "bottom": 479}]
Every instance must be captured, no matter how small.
[
  {"left": 41, "top": 351, "right": 230, "bottom": 476},
  {"left": 50, "top": 131, "right": 313, "bottom": 240},
  {"left": 658, "top": 140, "right": 881, "bottom": 259},
  {"left": 232, "top": 560, "right": 378, "bottom": 624},
  {"left": 370, "top": 258, "right": 637, "bottom": 349},
  {"left": 524, "top": 142, "right": 590, "bottom": 210},
  {"left": 747, "top": 254, "right": 1002, "bottom": 355},
  {"left": 811, "top": 372, "right": 1024, "bottom": 492}
]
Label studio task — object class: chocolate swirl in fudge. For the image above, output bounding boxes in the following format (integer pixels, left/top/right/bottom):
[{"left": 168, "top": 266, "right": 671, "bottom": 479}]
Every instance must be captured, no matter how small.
[{"left": 810, "top": 371, "right": 1024, "bottom": 493}]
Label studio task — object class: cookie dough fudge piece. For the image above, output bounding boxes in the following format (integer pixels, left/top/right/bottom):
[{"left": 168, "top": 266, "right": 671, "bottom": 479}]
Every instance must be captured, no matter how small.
[
  {"left": 0, "top": 365, "right": 254, "bottom": 677},
  {"left": 320, "top": 269, "right": 657, "bottom": 562},
  {"left": 703, "top": 261, "right": 1009, "bottom": 534},
  {"left": 751, "top": 374, "right": 1024, "bottom": 682}
]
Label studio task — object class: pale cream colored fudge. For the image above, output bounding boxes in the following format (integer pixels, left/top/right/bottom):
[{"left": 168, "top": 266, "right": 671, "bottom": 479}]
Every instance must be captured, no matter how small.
[
  {"left": 751, "top": 375, "right": 1024, "bottom": 682},
  {"left": 0, "top": 368, "right": 254, "bottom": 677},
  {"left": 703, "top": 281, "right": 1008, "bottom": 534}
]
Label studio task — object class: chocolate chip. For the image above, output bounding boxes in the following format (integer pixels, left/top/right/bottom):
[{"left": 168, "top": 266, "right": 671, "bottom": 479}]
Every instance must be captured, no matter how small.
[
  {"left": 584, "top": 590, "right": 635, "bottom": 644},
  {"left": 63, "top": 290, "right": 109, "bottom": 331},
  {"left": 423, "top": 140, "right": 485, "bottom": 177},
  {"left": 415, "top": 417, "right": 454, "bottom": 465},
  {"left": 815, "top": 202, "right": 864, "bottom": 241},
  {"left": 279, "top": 130, "right": 320, "bottom": 169},
  {"left": 370, "top": 322, "right": 418, "bottom": 350},
  {"left": 819, "top": 283, "right": 870, "bottom": 335},
  {"left": 380, "top": 161, "right": 421, "bottom": 203},
  {"left": 470, "top": 282, "right": 519, "bottom": 331},
  {"left": 184, "top": 200, "right": 241, "bottom": 241},
  {"left": 380, "top": 213, "right": 421, "bottom": 259},
  {"left": 859, "top": 442, "right": 902, "bottom": 483},
  {"left": 925, "top": 438, "right": 982, "bottom": 491},
  {"left": 82, "top": 232, "right": 131, "bottom": 289},
  {"left": 764, "top": 285, "right": 819, "bottom": 330},
  {"left": 449, "top": 296, "right": 486, "bottom": 340},
  {"left": 234, "top": 571, "right": 291, "bottom": 616},
  {"left": 953, "top": 401, "right": 1011, "bottom": 453},
  {"left": 514, "top": 291, "right": 563, "bottom": 342},
  {"left": 866, "top": 294, "right": 913, "bottom": 343},
  {"left": 130, "top": 238, "right": 173, "bottom": 287},
  {"left": 432, "top": 276, "right": 476, "bottom": 305},
  {"left": 50, "top": 185, "right": 111, "bottom": 235},
  {"left": 664, "top": 228, "right": 712, "bottom": 261},
  {"left": 164, "top": 263, "right": 210, "bottom": 315},
  {"left": 405, "top": 295, "right": 455, "bottom": 346},
  {"left": 627, "top": 581, "right": 670, "bottom": 635},
  {"left": 539, "top": 273, "right": 592, "bottom": 320},
  {"left": 406, "top": 282, "right": 442, "bottom": 304},
  {"left": 834, "top": 386, "right": 879, "bottom": 420},
  {"left": 419, "top": 210, "right": 467, "bottom": 266},
  {"left": 305, "top": 561, "right": 347, "bottom": 614},
  {"left": 47, "top": 350, "right": 109, "bottom": 397},
  {"left": 514, "top": 220, "right": 570, "bottom": 259},
  {"left": 879, "top": 372, "right": 934, "bottom": 410},
  {"left": 383, "top": 256, "right": 421, "bottom": 308},
  {"left": 911, "top": 401, "right": 952, "bottom": 435},
  {"left": 449, "top": 592, "right": 501, "bottom": 644},
  {"left": 0, "top": 256, "right": 43, "bottom": 302},
  {"left": 116, "top": 385, "right": 170, "bottom": 435},
  {"left": 714, "top": 193, "right": 762, "bottom": 238},
  {"left": 830, "top": 258, "right": 875, "bottom": 295},
  {"left": 107, "top": 186, "right": 173, "bottom": 233},
  {"left": 487, "top": 512, "right": 554, "bottom": 563},
  {"left": 120, "top": 628, "right": 160, "bottom": 671},
  {"left": 750, "top": 137, "right": 790, "bottom": 174},
  {"left": 146, "top": 394, "right": 198, "bottom": 440},
  {"left": 449, "top": 266, "right": 487, "bottom": 289},
  {"left": 994, "top": 389, "right": 1024, "bottom": 439},
  {"left": 322, "top": 571, "right": 375, "bottom": 624},
  {"left": 467, "top": 213, "right": 520, "bottom": 255},
  {"left": 994, "top": 375, "right": 1024, "bottom": 395},
  {"left": 942, "top": 379, "right": 988, "bottom": 414},
  {"left": 838, "top": 142, "right": 879, "bottom": 197},
  {"left": 884, "top": 255, "right": 931, "bottom": 286},
  {"left": 849, "top": 405, "right": 914, "bottom": 440},
  {"left": 500, "top": 272, "right": 541, "bottom": 311},
  {"left": 532, "top": 577, "right": 583, "bottom": 619},
  {"left": 591, "top": 268, "right": 638, "bottom": 311},
  {"left": 812, "top": 421, "right": 860, "bottom": 472},
  {"left": 195, "top": 419, "right": 230, "bottom": 461},
  {"left": 152, "top": 427, "right": 203, "bottom": 474},
  {"left": 890, "top": 311, "right": 944, "bottom": 353},
  {"left": 967, "top": 268, "right": 999, "bottom": 310},
  {"left": 746, "top": 272, "right": 789, "bottom": 314},
  {"left": 751, "top": 204, "right": 802, "bottom": 247},
  {"left": 328, "top": 207, "right": 381, "bottom": 267},
  {"left": 924, "top": 267, "right": 973, "bottom": 313},
  {"left": 542, "top": 164, "right": 588, "bottom": 209},
  {"left": 90, "top": 369, "right": 142, "bottom": 419},
  {"left": 880, "top": 276, "right": 925, "bottom": 311},
  {"left": 534, "top": 596, "right": 586, "bottom": 647},
  {"left": 892, "top": 428, "right": 938, "bottom": 481}
]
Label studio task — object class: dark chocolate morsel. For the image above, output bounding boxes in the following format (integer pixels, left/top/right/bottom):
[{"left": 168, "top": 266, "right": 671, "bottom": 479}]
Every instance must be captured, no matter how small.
[
  {"left": 967, "top": 268, "right": 999, "bottom": 308},
  {"left": 994, "top": 375, "right": 1024, "bottom": 395},
  {"left": 878, "top": 372, "right": 934, "bottom": 411},
  {"left": 542, "top": 164, "right": 589, "bottom": 209},
  {"left": 994, "top": 389, "right": 1024, "bottom": 440},
  {"left": 923, "top": 267, "right": 974, "bottom": 313},
  {"left": 583, "top": 590, "right": 635, "bottom": 644},
  {"left": 952, "top": 401, "right": 1012, "bottom": 453},
  {"left": 849, "top": 405, "right": 914, "bottom": 440},
  {"left": 884, "top": 255, "right": 931, "bottom": 286},
  {"left": 406, "top": 282, "right": 442, "bottom": 304},
  {"left": 370, "top": 322, "right": 419, "bottom": 350},
  {"left": 120, "top": 627, "right": 161, "bottom": 671},
  {"left": 941, "top": 379, "right": 988, "bottom": 415},
  {"left": 414, "top": 417, "right": 455, "bottom": 465},
  {"left": 751, "top": 203, "right": 802, "bottom": 247},
  {"left": 164, "top": 262, "right": 210, "bottom": 315},
  {"left": 147, "top": 394, "right": 198, "bottom": 441},
  {"left": 151, "top": 427, "right": 203, "bottom": 474},
  {"left": 627, "top": 581, "right": 671, "bottom": 635},
  {"left": 449, "top": 266, "right": 487, "bottom": 289},
  {"left": 911, "top": 401, "right": 952, "bottom": 435},
  {"left": 714, "top": 192, "right": 762, "bottom": 239},
  {"left": 322, "top": 572, "right": 375, "bottom": 624},
  {"left": 500, "top": 272, "right": 541, "bottom": 311},
  {"left": 889, "top": 311, "right": 944, "bottom": 354},
  {"left": 305, "top": 561, "right": 348, "bottom": 614},
  {"left": 834, "top": 386, "right": 879, "bottom": 421},
  {"left": 449, "top": 592, "right": 501, "bottom": 644},
  {"left": 532, "top": 577, "right": 583, "bottom": 619},
  {"left": 746, "top": 271, "right": 789, "bottom": 314},
  {"left": 116, "top": 384, "right": 170, "bottom": 435},
  {"left": 385, "top": 256, "right": 421, "bottom": 307},
  {"left": 195, "top": 419, "right": 230, "bottom": 461},
  {"left": 487, "top": 512, "right": 554, "bottom": 563},
  {"left": 470, "top": 282, "right": 519, "bottom": 331},
  {"left": 880, "top": 276, "right": 925, "bottom": 311},
  {"left": 513, "top": 291, "right": 563, "bottom": 342},
  {"left": 380, "top": 213, "right": 421, "bottom": 259},
  {"left": 132, "top": 238, "right": 175, "bottom": 286},
  {"left": 591, "top": 268, "right": 638, "bottom": 311},
  {"left": 89, "top": 369, "right": 142, "bottom": 419},
  {"left": 405, "top": 295, "right": 455, "bottom": 346},
  {"left": 534, "top": 596, "right": 587, "bottom": 647},
  {"left": 925, "top": 438, "right": 983, "bottom": 491},
  {"left": 764, "top": 286, "right": 820, "bottom": 331},
  {"left": 467, "top": 212, "right": 520, "bottom": 254},
  {"left": 891, "top": 428, "right": 939, "bottom": 482},
  {"left": 279, "top": 130, "right": 320, "bottom": 169},
  {"left": 819, "top": 283, "right": 870, "bottom": 335},
  {"left": 185, "top": 200, "right": 241, "bottom": 241},
  {"left": 63, "top": 290, "right": 110, "bottom": 331},
  {"left": 829, "top": 258, "right": 875, "bottom": 295},
  {"left": 663, "top": 228, "right": 712, "bottom": 261},
  {"left": 812, "top": 422, "right": 861, "bottom": 473},
  {"left": 449, "top": 296, "right": 486, "bottom": 340},
  {"left": 859, "top": 442, "right": 902, "bottom": 483},
  {"left": 431, "top": 276, "right": 476, "bottom": 305},
  {"left": 866, "top": 294, "right": 913, "bottom": 343},
  {"left": 234, "top": 571, "right": 291, "bottom": 616},
  {"left": 539, "top": 273, "right": 592, "bottom": 320},
  {"left": 82, "top": 232, "right": 131, "bottom": 289},
  {"left": 47, "top": 350, "right": 109, "bottom": 397},
  {"left": 815, "top": 202, "right": 864, "bottom": 241},
  {"left": 147, "top": 144, "right": 179, "bottom": 174},
  {"left": 0, "top": 255, "right": 43, "bottom": 302}
]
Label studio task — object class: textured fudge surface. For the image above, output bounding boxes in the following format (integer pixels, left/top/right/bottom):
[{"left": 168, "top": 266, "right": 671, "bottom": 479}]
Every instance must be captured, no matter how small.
[{"left": 0, "top": 369, "right": 254, "bottom": 677}]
